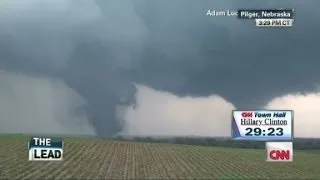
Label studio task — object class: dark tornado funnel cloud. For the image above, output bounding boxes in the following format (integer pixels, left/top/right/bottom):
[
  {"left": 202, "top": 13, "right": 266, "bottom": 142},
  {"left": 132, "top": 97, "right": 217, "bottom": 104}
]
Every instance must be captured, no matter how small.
[
  {"left": 62, "top": 40, "right": 137, "bottom": 137},
  {"left": 0, "top": 0, "right": 142, "bottom": 137}
]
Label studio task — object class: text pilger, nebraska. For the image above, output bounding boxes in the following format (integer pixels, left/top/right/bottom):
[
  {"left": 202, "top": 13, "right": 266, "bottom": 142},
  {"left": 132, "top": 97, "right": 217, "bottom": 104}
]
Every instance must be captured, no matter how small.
[{"left": 241, "top": 119, "right": 288, "bottom": 126}]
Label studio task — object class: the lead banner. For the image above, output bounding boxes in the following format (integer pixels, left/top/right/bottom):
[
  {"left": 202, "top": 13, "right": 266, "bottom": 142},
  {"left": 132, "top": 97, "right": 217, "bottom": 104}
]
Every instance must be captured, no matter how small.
[{"left": 232, "top": 110, "right": 293, "bottom": 141}]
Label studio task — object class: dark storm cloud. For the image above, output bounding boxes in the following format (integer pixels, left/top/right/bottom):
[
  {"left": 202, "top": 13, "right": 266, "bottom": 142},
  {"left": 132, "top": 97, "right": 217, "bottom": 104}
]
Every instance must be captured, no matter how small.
[
  {"left": 0, "top": 0, "right": 319, "bottom": 137},
  {"left": 131, "top": 0, "right": 320, "bottom": 108}
]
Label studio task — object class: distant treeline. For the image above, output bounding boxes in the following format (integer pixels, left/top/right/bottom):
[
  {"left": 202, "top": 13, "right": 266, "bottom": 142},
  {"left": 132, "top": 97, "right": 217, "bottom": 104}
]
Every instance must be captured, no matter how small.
[{"left": 113, "top": 136, "right": 320, "bottom": 150}]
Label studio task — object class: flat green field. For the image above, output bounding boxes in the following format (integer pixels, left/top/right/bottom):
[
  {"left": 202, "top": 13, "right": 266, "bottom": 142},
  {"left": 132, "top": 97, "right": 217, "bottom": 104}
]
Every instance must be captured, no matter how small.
[{"left": 0, "top": 135, "right": 319, "bottom": 179}]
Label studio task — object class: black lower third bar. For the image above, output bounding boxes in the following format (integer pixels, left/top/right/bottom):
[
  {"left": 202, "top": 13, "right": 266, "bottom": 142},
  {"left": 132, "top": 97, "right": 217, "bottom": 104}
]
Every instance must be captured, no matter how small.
[{"left": 238, "top": 9, "right": 294, "bottom": 19}]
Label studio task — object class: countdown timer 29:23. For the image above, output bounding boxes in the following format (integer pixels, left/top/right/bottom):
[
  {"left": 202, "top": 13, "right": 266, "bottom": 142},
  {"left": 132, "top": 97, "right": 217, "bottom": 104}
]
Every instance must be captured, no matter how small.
[{"left": 245, "top": 127, "right": 283, "bottom": 136}]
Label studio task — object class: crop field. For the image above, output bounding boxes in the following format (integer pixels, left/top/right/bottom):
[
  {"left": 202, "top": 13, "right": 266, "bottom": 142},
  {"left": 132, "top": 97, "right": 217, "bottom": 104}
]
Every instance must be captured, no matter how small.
[{"left": 0, "top": 135, "right": 320, "bottom": 179}]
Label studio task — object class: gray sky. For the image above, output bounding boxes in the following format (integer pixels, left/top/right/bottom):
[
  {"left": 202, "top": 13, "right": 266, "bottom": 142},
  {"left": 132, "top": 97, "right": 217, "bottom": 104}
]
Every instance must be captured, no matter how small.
[{"left": 0, "top": 0, "right": 319, "bottom": 137}]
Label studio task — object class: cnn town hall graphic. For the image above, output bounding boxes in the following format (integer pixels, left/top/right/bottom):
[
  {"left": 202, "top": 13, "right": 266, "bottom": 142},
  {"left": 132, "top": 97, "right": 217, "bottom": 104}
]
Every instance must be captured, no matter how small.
[
  {"left": 266, "top": 142, "right": 293, "bottom": 162},
  {"left": 28, "top": 137, "right": 63, "bottom": 161},
  {"left": 232, "top": 110, "right": 294, "bottom": 162},
  {"left": 232, "top": 110, "right": 293, "bottom": 141}
]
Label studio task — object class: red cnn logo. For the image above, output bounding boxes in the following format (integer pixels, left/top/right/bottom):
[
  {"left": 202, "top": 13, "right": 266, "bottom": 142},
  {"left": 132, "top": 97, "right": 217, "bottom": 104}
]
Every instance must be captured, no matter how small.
[
  {"left": 266, "top": 142, "right": 293, "bottom": 162},
  {"left": 241, "top": 112, "right": 252, "bottom": 117},
  {"left": 269, "top": 150, "right": 290, "bottom": 160}
]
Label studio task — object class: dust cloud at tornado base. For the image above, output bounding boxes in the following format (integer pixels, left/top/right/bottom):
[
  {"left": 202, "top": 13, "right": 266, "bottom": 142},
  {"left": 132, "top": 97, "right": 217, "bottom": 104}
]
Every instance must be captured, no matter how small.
[
  {"left": 0, "top": 71, "right": 95, "bottom": 136},
  {"left": 121, "top": 85, "right": 320, "bottom": 138},
  {"left": 1, "top": 72, "right": 319, "bottom": 138}
]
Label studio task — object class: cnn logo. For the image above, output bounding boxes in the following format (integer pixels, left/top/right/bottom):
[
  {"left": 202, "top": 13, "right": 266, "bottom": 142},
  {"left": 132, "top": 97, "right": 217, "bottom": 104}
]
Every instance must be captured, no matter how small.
[
  {"left": 266, "top": 142, "right": 293, "bottom": 162},
  {"left": 241, "top": 112, "right": 252, "bottom": 117}
]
